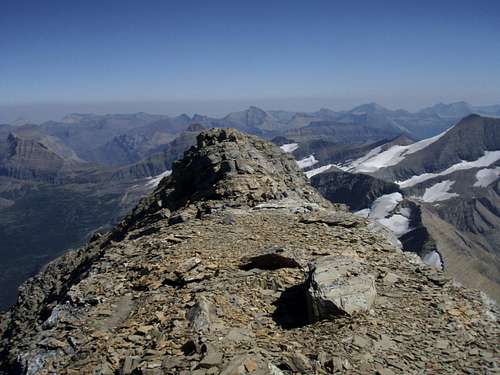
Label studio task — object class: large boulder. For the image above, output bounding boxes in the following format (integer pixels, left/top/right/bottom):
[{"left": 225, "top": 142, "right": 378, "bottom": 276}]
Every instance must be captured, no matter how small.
[{"left": 306, "top": 256, "right": 376, "bottom": 320}]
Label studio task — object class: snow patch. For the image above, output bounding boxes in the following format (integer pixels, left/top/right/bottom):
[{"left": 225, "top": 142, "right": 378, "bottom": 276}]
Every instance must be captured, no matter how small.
[
  {"left": 399, "top": 151, "right": 500, "bottom": 188},
  {"left": 337, "top": 145, "right": 383, "bottom": 171},
  {"left": 378, "top": 214, "right": 411, "bottom": 236},
  {"left": 355, "top": 193, "right": 411, "bottom": 236},
  {"left": 296, "top": 155, "right": 319, "bottom": 169},
  {"left": 305, "top": 164, "right": 334, "bottom": 178},
  {"left": 342, "top": 129, "right": 449, "bottom": 173},
  {"left": 280, "top": 143, "right": 299, "bottom": 153},
  {"left": 354, "top": 208, "right": 370, "bottom": 218},
  {"left": 423, "top": 251, "right": 443, "bottom": 270},
  {"left": 146, "top": 170, "right": 172, "bottom": 187},
  {"left": 421, "top": 180, "right": 458, "bottom": 202},
  {"left": 473, "top": 167, "right": 500, "bottom": 187},
  {"left": 369, "top": 192, "right": 404, "bottom": 219}
]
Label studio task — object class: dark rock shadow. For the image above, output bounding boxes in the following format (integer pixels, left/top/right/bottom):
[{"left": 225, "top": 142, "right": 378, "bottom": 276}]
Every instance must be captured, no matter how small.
[
  {"left": 239, "top": 252, "right": 300, "bottom": 271},
  {"left": 272, "top": 283, "right": 310, "bottom": 329}
]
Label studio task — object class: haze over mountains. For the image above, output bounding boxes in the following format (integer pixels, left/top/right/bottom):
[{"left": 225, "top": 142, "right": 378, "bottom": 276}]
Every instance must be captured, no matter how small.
[{"left": 0, "top": 101, "right": 499, "bottom": 310}]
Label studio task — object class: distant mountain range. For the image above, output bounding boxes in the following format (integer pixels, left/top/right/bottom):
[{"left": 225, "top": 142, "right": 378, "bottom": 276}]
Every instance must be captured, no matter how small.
[{"left": 4, "top": 101, "right": 498, "bottom": 168}]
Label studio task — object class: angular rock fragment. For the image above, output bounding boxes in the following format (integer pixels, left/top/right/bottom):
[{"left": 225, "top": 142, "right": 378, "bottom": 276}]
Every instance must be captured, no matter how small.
[
  {"left": 187, "top": 295, "right": 216, "bottom": 332},
  {"left": 120, "top": 356, "right": 141, "bottom": 375},
  {"left": 281, "top": 352, "right": 311, "bottom": 372},
  {"left": 300, "top": 212, "right": 362, "bottom": 228},
  {"left": 219, "top": 354, "right": 283, "bottom": 375},
  {"left": 307, "top": 255, "right": 376, "bottom": 320},
  {"left": 199, "top": 350, "right": 223, "bottom": 368}
]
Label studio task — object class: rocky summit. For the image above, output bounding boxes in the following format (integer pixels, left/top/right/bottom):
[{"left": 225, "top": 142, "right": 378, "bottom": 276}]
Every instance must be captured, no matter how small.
[{"left": 0, "top": 129, "right": 498, "bottom": 374}]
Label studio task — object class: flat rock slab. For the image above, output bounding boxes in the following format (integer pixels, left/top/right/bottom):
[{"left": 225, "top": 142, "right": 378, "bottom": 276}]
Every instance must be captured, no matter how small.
[{"left": 307, "top": 255, "right": 376, "bottom": 320}]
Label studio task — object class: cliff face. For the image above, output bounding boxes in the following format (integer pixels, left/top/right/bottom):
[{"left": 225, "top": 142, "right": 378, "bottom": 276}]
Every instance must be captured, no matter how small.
[
  {"left": 1, "top": 129, "right": 498, "bottom": 374},
  {"left": 310, "top": 169, "right": 401, "bottom": 211}
]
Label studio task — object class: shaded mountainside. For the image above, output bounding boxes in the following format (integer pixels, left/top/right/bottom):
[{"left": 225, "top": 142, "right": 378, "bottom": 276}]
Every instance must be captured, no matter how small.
[
  {"left": 40, "top": 113, "right": 170, "bottom": 163},
  {"left": 310, "top": 168, "right": 400, "bottom": 211},
  {"left": 0, "top": 174, "right": 160, "bottom": 311},
  {"left": 0, "top": 128, "right": 498, "bottom": 375},
  {"left": 0, "top": 126, "right": 209, "bottom": 311},
  {"left": 0, "top": 132, "right": 93, "bottom": 183},
  {"left": 420, "top": 203, "right": 500, "bottom": 302},
  {"left": 111, "top": 124, "right": 204, "bottom": 181}
]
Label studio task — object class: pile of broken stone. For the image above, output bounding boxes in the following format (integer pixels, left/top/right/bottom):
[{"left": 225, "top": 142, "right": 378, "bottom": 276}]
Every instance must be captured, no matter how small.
[{"left": 0, "top": 129, "right": 498, "bottom": 375}]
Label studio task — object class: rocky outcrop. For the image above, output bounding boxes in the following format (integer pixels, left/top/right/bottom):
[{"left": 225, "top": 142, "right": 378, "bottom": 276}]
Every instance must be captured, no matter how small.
[
  {"left": 0, "top": 128, "right": 498, "bottom": 374},
  {"left": 307, "top": 256, "right": 377, "bottom": 319},
  {"left": 110, "top": 128, "right": 329, "bottom": 241}
]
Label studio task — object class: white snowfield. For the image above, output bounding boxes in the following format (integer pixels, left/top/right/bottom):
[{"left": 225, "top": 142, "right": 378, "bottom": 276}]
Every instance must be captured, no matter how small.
[
  {"left": 293, "top": 152, "right": 333, "bottom": 178},
  {"left": 398, "top": 151, "right": 500, "bottom": 188},
  {"left": 305, "top": 164, "right": 334, "bottom": 178},
  {"left": 423, "top": 251, "right": 443, "bottom": 269},
  {"left": 355, "top": 193, "right": 411, "bottom": 237},
  {"left": 369, "top": 192, "right": 403, "bottom": 219},
  {"left": 296, "top": 155, "right": 319, "bottom": 169},
  {"left": 474, "top": 167, "right": 500, "bottom": 187},
  {"left": 280, "top": 143, "right": 299, "bottom": 153},
  {"left": 377, "top": 215, "right": 411, "bottom": 237},
  {"left": 356, "top": 192, "right": 442, "bottom": 269},
  {"left": 339, "top": 129, "right": 449, "bottom": 173},
  {"left": 145, "top": 170, "right": 172, "bottom": 187},
  {"left": 421, "top": 180, "right": 458, "bottom": 202}
]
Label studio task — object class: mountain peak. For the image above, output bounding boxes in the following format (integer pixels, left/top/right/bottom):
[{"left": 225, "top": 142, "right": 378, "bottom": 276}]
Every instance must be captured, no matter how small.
[
  {"left": 164, "top": 128, "right": 327, "bottom": 209},
  {"left": 248, "top": 105, "right": 265, "bottom": 112},
  {"left": 114, "top": 128, "right": 329, "bottom": 237},
  {"left": 351, "top": 102, "right": 389, "bottom": 114},
  {"left": 421, "top": 102, "right": 473, "bottom": 118}
]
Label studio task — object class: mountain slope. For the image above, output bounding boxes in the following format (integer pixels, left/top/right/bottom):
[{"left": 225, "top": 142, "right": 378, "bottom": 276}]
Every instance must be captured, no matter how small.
[
  {"left": 0, "top": 128, "right": 497, "bottom": 374},
  {"left": 311, "top": 168, "right": 401, "bottom": 211},
  {"left": 0, "top": 131, "right": 93, "bottom": 183}
]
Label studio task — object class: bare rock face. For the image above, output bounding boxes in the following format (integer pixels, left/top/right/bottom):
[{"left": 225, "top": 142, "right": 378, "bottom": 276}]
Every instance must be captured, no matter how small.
[
  {"left": 307, "top": 256, "right": 377, "bottom": 320},
  {"left": 161, "top": 127, "right": 328, "bottom": 208},
  {"left": 0, "top": 128, "right": 498, "bottom": 374}
]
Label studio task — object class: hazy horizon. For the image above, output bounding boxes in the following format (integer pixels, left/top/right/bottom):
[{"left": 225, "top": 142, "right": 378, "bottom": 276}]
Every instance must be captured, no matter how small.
[
  {"left": 2, "top": 97, "right": 500, "bottom": 124},
  {"left": 1, "top": 0, "right": 499, "bottom": 123}
]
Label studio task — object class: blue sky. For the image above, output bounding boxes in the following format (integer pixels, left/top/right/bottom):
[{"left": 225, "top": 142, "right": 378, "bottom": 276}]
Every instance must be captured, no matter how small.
[{"left": 1, "top": 0, "right": 500, "bottom": 120}]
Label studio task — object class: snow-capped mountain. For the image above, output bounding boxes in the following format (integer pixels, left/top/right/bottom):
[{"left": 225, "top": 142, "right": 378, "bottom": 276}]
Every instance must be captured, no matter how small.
[{"left": 294, "top": 115, "right": 500, "bottom": 302}]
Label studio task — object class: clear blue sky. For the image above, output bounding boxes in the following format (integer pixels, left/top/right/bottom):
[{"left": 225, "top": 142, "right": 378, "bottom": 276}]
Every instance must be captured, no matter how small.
[{"left": 1, "top": 0, "right": 500, "bottom": 119}]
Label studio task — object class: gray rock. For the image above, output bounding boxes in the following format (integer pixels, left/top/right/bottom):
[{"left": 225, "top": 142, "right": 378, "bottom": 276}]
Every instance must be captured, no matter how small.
[
  {"left": 120, "top": 356, "right": 141, "bottom": 375},
  {"left": 307, "top": 255, "right": 376, "bottom": 320},
  {"left": 283, "top": 352, "right": 311, "bottom": 372},
  {"left": 187, "top": 296, "right": 216, "bottom": 332},
  {"left": 199, "top": 348, "right": 223, "bottom": 368},
  {"left": 225, "top": 327, "right": 255, "bottom": 344}
]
